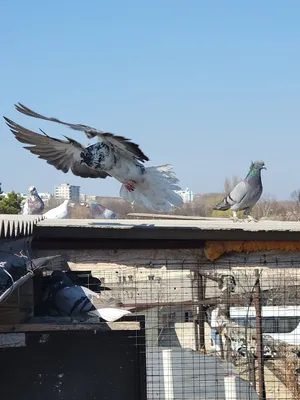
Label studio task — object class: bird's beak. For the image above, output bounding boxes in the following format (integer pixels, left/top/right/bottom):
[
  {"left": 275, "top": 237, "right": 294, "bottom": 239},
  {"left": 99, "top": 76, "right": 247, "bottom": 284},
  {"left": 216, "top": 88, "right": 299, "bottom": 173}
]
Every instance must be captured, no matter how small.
[{"left": 262, "top": 166, "right": 267, "bottom": 170}]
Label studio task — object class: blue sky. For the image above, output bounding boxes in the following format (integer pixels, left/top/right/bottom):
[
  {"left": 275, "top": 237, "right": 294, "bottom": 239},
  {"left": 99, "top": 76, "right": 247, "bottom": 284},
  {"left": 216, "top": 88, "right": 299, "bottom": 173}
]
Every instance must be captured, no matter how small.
[{"left": 0, "top": 1, "right": 299, "bottom": 199}]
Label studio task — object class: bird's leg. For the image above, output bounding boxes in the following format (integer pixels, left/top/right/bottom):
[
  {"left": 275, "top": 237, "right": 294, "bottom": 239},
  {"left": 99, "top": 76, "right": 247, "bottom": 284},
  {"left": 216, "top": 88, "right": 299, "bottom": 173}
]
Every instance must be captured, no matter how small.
[
  {"left": 124, "top": 180, "right": 137, "bottom": 192},
  {"left": 244, "top": 209, "right": 258, "bottom": 223},
  {"left": 231, "top": 211, "right": 242, "bottom": 222}
]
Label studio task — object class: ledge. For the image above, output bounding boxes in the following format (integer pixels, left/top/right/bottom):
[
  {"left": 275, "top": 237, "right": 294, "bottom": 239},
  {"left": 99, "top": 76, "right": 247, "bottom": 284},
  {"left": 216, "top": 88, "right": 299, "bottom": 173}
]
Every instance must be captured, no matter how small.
[{"left": 0, "top": 316, "right": 141, "bottom": 332}]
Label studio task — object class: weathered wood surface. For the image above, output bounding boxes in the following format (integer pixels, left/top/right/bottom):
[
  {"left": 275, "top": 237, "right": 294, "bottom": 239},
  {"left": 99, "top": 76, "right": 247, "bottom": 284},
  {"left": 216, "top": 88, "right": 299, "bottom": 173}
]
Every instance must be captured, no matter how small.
[
  {"left": 127, "top": 213, "right": 225, "bottom": 220},
  {"left": 0, "top": 317, "right": 141, "bottom": 332},
  {"left": 35, "top": 247, "right": 300, "bottom": 271},
  {"left": 34, "top": 248, "right": 204, "bottom": 269},
  {"left": 0, "top": 279, "right": 34, "bottom": 324}
]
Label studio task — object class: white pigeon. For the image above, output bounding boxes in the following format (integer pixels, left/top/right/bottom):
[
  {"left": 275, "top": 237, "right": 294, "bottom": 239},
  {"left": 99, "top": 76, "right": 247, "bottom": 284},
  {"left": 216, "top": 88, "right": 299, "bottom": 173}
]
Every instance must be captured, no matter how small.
[
  {"left": 4, "top": 103, "right": 183, "bottom": 212},
  {"left": 22, "top": 186, "right": 44, "bottom": 215},
  {"left": 43, "top": 199, "right": 69, "bottom": 219}
]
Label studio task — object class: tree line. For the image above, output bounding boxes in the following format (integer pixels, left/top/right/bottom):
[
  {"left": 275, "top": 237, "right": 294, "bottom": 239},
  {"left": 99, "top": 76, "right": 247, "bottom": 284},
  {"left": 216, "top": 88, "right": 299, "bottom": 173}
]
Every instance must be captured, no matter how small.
[{"left": 2, "top": 177, "right": 300, "bottom": 220}]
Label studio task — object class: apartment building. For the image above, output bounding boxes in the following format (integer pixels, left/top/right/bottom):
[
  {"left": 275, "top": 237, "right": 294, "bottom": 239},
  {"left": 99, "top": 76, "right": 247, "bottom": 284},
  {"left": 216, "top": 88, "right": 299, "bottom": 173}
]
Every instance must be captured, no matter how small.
[{"left": 54, "top": 183, "right": 80, "bottom": 202}]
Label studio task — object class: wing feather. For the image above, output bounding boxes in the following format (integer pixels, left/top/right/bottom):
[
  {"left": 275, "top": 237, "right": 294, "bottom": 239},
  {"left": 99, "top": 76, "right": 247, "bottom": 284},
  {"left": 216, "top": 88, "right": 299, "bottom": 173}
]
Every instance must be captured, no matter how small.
[
  {"left": 4, "top": 117, "right": 109, "bottom": 179},
  {"left": 15, "top": 102, "right": 149, "bottom": 162},
  {"left": 229, "top": 181, "right": 249, "bottom": 204}
]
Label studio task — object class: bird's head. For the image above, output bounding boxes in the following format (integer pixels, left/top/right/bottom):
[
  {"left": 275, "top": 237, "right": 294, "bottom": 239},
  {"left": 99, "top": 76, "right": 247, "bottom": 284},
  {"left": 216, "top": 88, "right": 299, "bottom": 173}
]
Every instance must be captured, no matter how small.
[
  {"left": 28, "top": 186, "right": 37, "bottom": 195},
  {"left": 50, "top": 270, "right": 72, "bottom": 286},
  {"left": 249, "top": 160, "right": 266, "bottom": 171}
]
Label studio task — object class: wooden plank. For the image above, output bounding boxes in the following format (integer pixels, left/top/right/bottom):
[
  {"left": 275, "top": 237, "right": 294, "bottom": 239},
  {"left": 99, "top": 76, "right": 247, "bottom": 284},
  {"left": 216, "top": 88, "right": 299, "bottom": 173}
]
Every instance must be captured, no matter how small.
[
  {"left": 18, "top": 279, "right": 34, "bottom": 319},
  {"left": 19, "top": 279, "right": 34, "bottom": 296},
  {"left": 127, "top": 213, "right": 224, "bottom": 221},
  {"left": 0, "top": 291, "right": 19, "bottom": 307},
  {"left": 0, "top": 321, "right": 141, "bottom": 332},
  {"left": 212, "top": 251, "right": 300, "bottom": 268},
  {"left": 0, "top": 308, "right": 28, "bottom": 324}
]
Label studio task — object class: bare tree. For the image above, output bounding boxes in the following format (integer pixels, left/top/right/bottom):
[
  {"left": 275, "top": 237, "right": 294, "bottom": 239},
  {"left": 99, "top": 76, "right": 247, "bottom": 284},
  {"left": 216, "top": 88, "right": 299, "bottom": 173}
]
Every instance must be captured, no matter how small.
[
  {"left": 224, "top": 176, "right": 240, "bottom": 194},
  {"left": 69, "top": 205, "right": 91, "bottom": 219},
  {"left": 291, "top": 190, "right": 300, "bottom": 205}
]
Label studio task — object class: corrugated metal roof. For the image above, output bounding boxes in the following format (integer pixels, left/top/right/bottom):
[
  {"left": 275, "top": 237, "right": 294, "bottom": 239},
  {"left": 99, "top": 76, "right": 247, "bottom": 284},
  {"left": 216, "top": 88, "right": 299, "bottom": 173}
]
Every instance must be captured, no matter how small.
[
  {"left": 0, "top": 215, "right": 44, "bottom": 239},
  {"left": 36, "top": 218, "right": 300, "bottom": 232},
  {"left": 33, "top": 218, "right": 300, "bottom": 243}
]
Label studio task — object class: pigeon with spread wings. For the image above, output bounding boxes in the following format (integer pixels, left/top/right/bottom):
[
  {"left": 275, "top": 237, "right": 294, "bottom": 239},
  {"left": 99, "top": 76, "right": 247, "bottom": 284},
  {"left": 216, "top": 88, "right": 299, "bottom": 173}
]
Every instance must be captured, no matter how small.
[{"left": 4, "top": 104, "right": 183, "bottom": 212}]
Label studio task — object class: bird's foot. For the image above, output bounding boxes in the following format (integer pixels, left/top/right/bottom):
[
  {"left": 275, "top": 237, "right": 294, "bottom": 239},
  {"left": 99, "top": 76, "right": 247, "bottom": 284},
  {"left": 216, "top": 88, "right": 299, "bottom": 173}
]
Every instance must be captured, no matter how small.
[
  {"left": 246, "top": 215, "right": 258, "bottom": 223},
  {"left": 231, "top": 217, "right": 243, "bottom": 223},
  {"left": 230, "top": 211, "right": 242, "bottom": 223},
  {"left": 124, "top": 180, "right": 136, "bottom": 192}
]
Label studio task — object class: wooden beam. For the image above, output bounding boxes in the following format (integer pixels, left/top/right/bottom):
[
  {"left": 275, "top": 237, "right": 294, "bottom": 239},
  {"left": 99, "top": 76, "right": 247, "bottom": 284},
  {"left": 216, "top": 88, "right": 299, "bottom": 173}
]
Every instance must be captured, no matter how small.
[
  {"left": 127, "top": 213, "right": 224, "bottom": 221},
  {"left": 0, "top": 320, "right": 141, "bottom": 333}
]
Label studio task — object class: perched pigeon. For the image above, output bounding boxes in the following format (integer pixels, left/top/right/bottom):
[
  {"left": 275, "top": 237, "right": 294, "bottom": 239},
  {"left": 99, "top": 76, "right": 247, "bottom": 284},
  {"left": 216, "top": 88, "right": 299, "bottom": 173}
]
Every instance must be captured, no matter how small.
[
  {"left": 43, "top": 199, "right": 69, "bottom": 219},
  {"left": 22, "top": 186, "right": 44, "bottom": 215},
  {"left": 4, "top": 103, "right": 183, "bottom": 212},
  {"left": 213, "top": 161, "right": 266, "bottom": 222},
  {"left": 88, "top": 201, "right": 117, "bottom": 219},
  {"left": 45, "top": 271, "right": 131, "bottom": 322},
  {"left": 64, "top": 271, "right": 106, "bottom": 293},
  {"left": 44, "top": 200, "right": 69, "bottom": 219}
]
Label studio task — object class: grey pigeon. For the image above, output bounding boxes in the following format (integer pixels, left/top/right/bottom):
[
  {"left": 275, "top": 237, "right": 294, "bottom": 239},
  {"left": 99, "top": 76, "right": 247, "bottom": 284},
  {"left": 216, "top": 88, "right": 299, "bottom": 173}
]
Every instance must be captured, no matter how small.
[
  {"left": 22, "top": 186, "right": 44, "bottom": 215},
  {"left": 4, "top": 103, "right": 183, "bottom": 212},
  {"left": 88, "top": 201, "right": 117, "bottom": 219},
  {"left": 213, "top": 161, "right": 266, "bottom": 222},
  {"left": 46, "top": 271, "right": 131, "bottom": 322}
]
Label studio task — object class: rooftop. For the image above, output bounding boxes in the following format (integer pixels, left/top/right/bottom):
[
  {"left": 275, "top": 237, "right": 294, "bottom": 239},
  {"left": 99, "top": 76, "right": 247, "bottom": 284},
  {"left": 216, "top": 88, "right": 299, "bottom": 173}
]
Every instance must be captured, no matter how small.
[
  {"left": 33, "top": 218, "right": 300, "bottom": 243},
  {"left": 0, "top": 215, "right": 44, "bottom": 239},
  {"left": 2, "top": 215, "right": 300, "bottom": 245}
]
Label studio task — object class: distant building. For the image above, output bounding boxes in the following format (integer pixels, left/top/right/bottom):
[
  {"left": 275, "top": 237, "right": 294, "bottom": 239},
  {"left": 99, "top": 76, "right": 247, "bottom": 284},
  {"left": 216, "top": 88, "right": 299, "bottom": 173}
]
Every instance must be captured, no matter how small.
[
  {"left": 54, "top": 184, "right": 80, "bottom": 202},
  {"left": 175, "top": 187, "right": 194, "bottom": 203},
  {"left": 39, "top": 192, "right": 52, "bottom": 206}
]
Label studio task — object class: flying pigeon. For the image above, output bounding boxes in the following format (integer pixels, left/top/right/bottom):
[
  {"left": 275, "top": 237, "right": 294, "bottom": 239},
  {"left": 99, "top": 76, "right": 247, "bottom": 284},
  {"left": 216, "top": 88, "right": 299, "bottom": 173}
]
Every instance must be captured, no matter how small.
[
  {"left": 213, "top": 161, "right": 266, "bottom": 222},
  {"left": 22, "top": 186, "right": 44, "bottom": 215},
  {"left": 45, "top": 271, "right": 131, "bottom": 322},
  {"left": 88, "top": 201, "right": 117, "bottom": 219},
  {"left": 4, "top": 103, "right": 183, "bottom": 212},
  {"left": 43, "top": 199, "right": 69, "bottom": 219}
]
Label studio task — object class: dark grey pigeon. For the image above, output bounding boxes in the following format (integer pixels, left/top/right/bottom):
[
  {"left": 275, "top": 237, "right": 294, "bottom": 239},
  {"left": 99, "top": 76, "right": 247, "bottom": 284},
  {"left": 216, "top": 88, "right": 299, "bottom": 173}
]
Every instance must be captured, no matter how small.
[
  {"left": 213, "top": 161, "right": 266, "bottom": 222},
  {"left": 45, "top": 271, "right": 131, "bottom": 322},
  {"left": 22, "top": 186, "right": 44, "bottom": 215}
]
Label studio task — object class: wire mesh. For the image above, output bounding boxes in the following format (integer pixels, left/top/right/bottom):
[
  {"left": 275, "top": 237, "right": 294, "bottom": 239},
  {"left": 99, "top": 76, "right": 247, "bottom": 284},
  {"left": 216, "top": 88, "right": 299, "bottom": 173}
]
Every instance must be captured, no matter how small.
[{"left": 13, "top": 246, "right": 300, "bottom": 400}]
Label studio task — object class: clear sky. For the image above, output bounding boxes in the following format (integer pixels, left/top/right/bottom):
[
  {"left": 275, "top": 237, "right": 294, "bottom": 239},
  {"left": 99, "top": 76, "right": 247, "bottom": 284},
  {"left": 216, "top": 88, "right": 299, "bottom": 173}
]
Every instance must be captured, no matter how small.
[{"left": 0, "top": 1, "right": 299, "bottom": 200}]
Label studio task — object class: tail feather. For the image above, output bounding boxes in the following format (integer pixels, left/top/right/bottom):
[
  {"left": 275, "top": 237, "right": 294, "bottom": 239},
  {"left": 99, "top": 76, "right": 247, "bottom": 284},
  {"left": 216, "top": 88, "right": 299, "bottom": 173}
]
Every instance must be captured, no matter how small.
[
  {"left": 87, "top": 308, "right": 132, "bottom": 322},
  {"left": 120, "top": 165, "right": 183, "bottom": 212},
  {"left": 213, "top": 197, "right": 231, "bottom": 211}
]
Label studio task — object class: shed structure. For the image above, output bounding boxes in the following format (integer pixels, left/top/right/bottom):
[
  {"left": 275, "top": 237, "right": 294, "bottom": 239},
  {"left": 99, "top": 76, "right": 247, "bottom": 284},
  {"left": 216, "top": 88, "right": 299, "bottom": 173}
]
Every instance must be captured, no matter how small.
[{"left": 2, "top": 216, "right": 300, "bottom": 399}]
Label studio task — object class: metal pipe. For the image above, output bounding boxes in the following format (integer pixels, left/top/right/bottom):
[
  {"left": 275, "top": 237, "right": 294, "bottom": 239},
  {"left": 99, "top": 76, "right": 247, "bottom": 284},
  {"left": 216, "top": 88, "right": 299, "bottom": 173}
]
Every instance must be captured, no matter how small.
[
  {"left": 224, "top": 375, "right": 237, "bottom": 400},
  {"left": 254, "top": 269, "right": 266, "bottom": 400},
  {"left": 197, "top": 273, "right": 206, "bottom": 350}
]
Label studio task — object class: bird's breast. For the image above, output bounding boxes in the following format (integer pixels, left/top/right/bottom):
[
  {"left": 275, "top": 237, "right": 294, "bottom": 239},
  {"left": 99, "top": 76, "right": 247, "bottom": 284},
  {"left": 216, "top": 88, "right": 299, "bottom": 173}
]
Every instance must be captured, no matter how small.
[{"left": 82, "top": 143, "right": 117, "bottom": 171}]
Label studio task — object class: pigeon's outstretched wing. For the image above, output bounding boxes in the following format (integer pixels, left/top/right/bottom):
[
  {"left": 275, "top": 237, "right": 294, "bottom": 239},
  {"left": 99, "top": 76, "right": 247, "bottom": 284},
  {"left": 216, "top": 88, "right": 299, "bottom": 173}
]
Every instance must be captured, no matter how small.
[
  {"left": 15, "top": 102, "right": 149, "bottom": 162},
  {"left": 4, "top": 117, "right": 110, "bottom": 179},
  {"left": 214, "top": 180, "right": 249, "bottom": 210}
]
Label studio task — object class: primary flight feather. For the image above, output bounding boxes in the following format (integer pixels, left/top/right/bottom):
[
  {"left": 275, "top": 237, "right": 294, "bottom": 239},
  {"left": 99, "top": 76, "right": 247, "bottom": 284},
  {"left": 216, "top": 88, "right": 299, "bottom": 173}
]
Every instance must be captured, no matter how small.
[{"left": 4, "top": 103, "right": 183, "bottom": 212}]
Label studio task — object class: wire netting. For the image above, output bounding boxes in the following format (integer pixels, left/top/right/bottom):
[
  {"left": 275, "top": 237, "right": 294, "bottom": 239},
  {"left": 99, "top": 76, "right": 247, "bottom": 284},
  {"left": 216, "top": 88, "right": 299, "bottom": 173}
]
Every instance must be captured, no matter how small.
[{"left": 36, "top": 247, "right": 300, "bottom": 400}]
